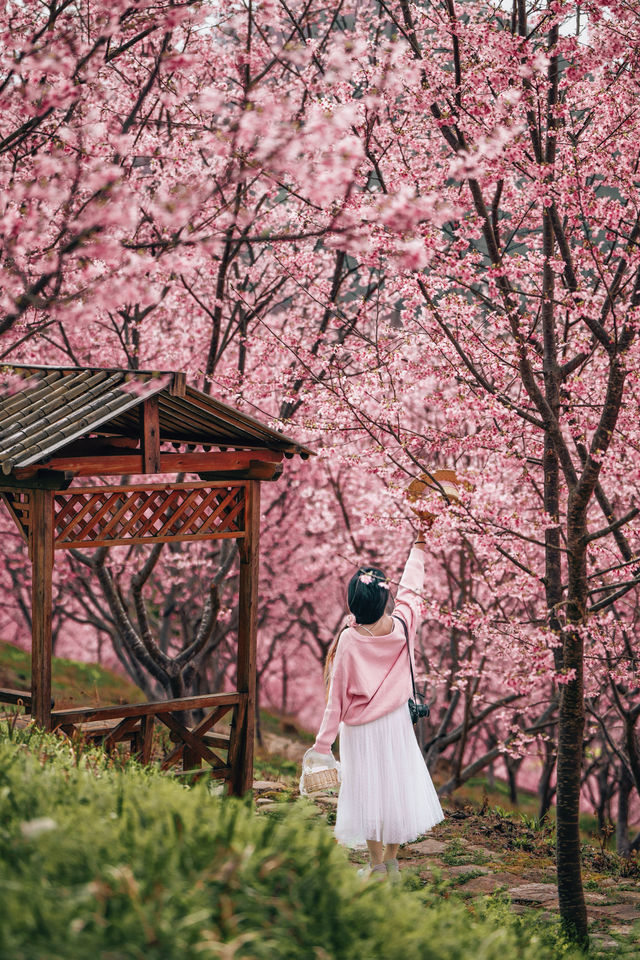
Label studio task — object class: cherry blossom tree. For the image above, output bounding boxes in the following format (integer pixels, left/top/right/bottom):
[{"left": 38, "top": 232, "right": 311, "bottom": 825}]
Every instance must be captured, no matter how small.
[{"left": 3, "top": 0, "right": 640, "bottom": 945}]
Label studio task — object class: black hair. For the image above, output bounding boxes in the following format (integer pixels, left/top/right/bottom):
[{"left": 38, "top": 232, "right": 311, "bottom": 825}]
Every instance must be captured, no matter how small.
[{"left": 347, "top": 566, "right": 389, "bottom": 624}]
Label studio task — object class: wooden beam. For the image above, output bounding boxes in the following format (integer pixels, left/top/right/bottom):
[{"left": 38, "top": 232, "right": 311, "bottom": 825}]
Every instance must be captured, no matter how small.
[
  {"left": 16, "top": 449, "right": 284, "bottom": 479},
  {"left": 198, "top": 460, "right": 283, "bottom": 482},
  {"left": 136, "top": 715, "right": 155, "bottom": 764},
  {"left": 140, "top": 396, "right": 161, "bottom": 473},
  {"left": 157, "top": 713, "right": 223, "bottom": 769},
  {"left": 170, "top": 372, "right": 187, "bottom": 397},
  {"left": 232, "top": 480, "right": 260, "bottom": 797},
  {"left": 160, "top": 704, "right": 233, "bottom": 769},
  {"left": 0, "top": 492, "right": 29, "bottom": 543},
  {"left": 0, "top": 471, "right": 72, "bottom": 489},
  {"left": 102, "top": 715, "right": 140, "bottom": 751},
  {"left": 226, "top": 698, "right": 246, "bottom": 796},
  {"left": 30, "top": 489, "right": 54, "bottom": 731}
]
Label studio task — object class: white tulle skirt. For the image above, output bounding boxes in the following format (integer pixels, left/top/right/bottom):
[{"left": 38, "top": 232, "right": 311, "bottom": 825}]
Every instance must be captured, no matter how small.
[{"left": 334, "top": 700, "right": 444, "bottom": 849}]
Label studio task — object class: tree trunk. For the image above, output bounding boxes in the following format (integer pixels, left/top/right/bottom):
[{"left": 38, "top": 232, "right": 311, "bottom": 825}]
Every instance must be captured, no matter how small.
[
  {"left": 255, "top": 671, "right": 263, "bottom": 748},
  {"left": 556, "top": 633, "right": 587, "bottom": 943},
  {"left": 539, "top": 173, "right": 588, "bottom": 941},
  {"left": 616, "top": 763, "right": 632, "bottom": 857},
  {"left": 537, "top": 736, "right": 556, "bottom": 822},
  {"left": 505, "top": 755, "right": 523, "bottom": 805},
  {"left": 169, "top": 671, "right": 190, "bottom": 726},
  {"left": 594, "top": 760, "right": 614, "bottom": 835},
  {"left": 486, "top": 756, "right": 495, "bottom": 790},
  {"left": 556, "top": 511, "right": 588, "bottom": 944}
]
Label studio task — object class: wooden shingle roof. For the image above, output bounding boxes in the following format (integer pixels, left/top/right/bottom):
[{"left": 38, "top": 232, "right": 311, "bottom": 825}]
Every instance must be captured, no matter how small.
[{"left": 0, "top": 365, "right": 312, "bottom": 476}]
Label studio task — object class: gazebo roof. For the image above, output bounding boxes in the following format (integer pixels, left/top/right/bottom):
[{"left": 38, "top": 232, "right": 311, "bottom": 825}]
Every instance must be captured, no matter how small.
[{"left": 0, "top": 365, "right": 312, "bottom": 475}]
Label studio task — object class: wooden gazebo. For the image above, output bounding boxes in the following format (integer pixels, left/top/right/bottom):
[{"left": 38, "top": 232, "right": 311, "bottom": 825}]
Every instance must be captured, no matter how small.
[{"left": 0, "top": 364, "right": 311, "bottom": 795}]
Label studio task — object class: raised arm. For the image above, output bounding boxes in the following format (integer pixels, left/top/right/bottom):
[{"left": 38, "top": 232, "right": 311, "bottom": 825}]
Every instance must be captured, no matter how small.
[{"left": 393, "top": 538, "right": 426, "bottom": 649}]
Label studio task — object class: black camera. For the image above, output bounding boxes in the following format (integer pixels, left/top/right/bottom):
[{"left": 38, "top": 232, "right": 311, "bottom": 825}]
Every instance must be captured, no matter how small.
[{"left": 408, "top": 697, "right": 430, "bottom": 724}]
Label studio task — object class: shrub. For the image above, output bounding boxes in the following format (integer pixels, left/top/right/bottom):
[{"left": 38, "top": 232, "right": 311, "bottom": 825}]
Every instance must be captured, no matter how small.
[{"left": 0, "top": 726, "right": 587, "bottom": 960}]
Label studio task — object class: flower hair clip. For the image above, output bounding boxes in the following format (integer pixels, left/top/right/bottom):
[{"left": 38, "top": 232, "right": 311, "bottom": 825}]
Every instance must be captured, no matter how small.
[{"left": 358, "top": 572, "right": 390, "bottom": 590}]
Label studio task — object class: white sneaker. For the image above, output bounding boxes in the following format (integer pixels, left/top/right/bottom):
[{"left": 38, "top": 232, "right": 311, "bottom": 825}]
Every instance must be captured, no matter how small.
[
  {"left": 357, "top": 863, "right": 386, "bottom": 880},
  {"left": 384, "top": 858, "right": 400, "bottom": 883}
]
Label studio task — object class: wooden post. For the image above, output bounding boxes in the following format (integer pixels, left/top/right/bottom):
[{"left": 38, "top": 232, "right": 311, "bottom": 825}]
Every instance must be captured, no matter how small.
[
  {"left": 232, "top": 481, "right": 260, "bottom": 796},
  {"left": 170, "top": 372, "right": 187, "bottom": 397},
  {"left": 140, "top": 396, "right": 161, "bottom": 473},
  {"left": 136, "top": 715, "right": 155, "bottom": 765},
  {"left": 183, "top": 732, "right": 202, "bottom": 771},
  {"left": 30, "top": 488, "right": 54, "bottom": 731}
]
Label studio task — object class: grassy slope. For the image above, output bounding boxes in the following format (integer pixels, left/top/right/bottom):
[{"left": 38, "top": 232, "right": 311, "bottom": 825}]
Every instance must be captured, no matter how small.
[{"left": 0, "top": 639, "right": 144, "bottom": 709}]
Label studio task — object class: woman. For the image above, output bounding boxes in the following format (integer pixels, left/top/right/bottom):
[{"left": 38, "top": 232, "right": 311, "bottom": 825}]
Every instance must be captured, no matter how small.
[{"left": 307, "top": 534, "right": 444, "bottom": 879}]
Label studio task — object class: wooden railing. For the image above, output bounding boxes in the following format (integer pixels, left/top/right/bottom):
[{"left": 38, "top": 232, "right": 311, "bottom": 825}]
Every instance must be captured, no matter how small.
[
  {"left": 0, "top": 687, "right": 54, "bottom": 710},
  {"left": 0, "top": 687, "right": 34, "bottom": 708},
  {"left": 45, "top": 693, "right": 246, "bottom": 785}
]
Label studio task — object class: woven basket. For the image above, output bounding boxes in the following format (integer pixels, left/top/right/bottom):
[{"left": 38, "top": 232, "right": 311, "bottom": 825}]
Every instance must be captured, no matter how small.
[{"left": 303, "top": 766, "right": 339, "bottom": 793}]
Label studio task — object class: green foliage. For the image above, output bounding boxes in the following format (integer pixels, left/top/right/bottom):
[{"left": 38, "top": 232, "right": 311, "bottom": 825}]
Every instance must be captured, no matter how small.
[
  {"left": 0, "top": 725, "right": 588, "bottom": 960},
  {"left": 440, "top": 868, "right": 488, "bottom": 888},
  {"left": 440, "top": 839, "right": 490, "bottom": 866},
  {"left": 519, "top": 813, "right": 552, "bottom": 834},
  {"left": 581, "top": 841, "right": 640, "bottom": 880}
]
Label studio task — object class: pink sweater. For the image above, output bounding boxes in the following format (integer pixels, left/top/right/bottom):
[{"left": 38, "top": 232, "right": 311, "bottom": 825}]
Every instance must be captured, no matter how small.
[{"left": 313, "top": 546, "right": 425, "bottom": 754}]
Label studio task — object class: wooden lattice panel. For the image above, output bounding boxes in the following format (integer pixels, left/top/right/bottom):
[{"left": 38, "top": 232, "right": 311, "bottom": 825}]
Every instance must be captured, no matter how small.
[
  {"left": 0, "top": 490, "right": 31, "bottom": 543},
  {"left": 53, "top": 482, "right": 245, "bottom": 549}
]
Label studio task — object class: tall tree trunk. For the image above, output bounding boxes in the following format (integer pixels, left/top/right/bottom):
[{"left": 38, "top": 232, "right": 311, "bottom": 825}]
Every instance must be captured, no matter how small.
[
  {"left": 616, "top": 763, "right": 632, "bottom": 857},
  {"left": 594, "top": 759, "right": 613, "bottom": 835},
  {"left": 537, "top": 736, "right": 556, "bottom": 822},
  {"left": 505, "top": 755, "right": 522, "bottom": 805},
  {"left": 556, "top": 504, "right": 588, "bottom": 944},
  {"left": 255, "top": 675, "right": 263, "bottom": 748}
]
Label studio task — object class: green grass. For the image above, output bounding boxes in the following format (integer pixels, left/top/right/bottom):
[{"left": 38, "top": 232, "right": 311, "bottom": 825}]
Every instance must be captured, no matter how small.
[
  {"left": 258, "top": 706, "right": 315, "bottom": 743},
  {"left": 0, "top": 639, "right": 144, "bottom": 709},
  {"left": 441, "top": 838, "right": 491, "bottom": 867}
]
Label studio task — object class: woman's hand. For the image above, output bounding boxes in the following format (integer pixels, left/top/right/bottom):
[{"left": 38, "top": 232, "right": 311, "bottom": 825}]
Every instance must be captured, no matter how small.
[
  {"left": 304, "top": 748, "right": 336, "bottom": 768},
  {"left": 414, "top": 514, "right": 434, "bottom": 550},
  {"left": 410, "top": 516, "right": 433, "bottom": 551}
]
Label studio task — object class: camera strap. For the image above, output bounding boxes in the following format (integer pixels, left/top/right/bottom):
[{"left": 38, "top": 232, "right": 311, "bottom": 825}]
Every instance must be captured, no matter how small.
[{"left": 392, "top": 615, "right": 417, "bottom": 701}]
